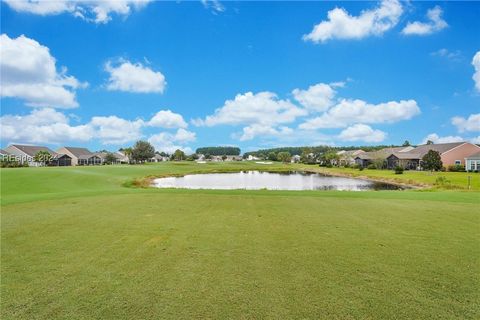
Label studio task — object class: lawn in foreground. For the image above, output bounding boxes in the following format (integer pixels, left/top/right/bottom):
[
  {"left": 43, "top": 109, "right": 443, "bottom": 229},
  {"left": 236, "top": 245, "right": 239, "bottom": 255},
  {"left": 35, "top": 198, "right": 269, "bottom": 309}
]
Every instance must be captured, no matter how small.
[{"left": 1, "top": 163, "right": 479, "bottom": 319}]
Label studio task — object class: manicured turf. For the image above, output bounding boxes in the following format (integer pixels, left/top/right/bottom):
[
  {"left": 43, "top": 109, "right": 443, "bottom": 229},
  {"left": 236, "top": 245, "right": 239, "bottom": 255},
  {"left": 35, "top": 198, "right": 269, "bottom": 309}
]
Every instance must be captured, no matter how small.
[{"left": 1, "top": 162, "right": 479, "bottom": 319}]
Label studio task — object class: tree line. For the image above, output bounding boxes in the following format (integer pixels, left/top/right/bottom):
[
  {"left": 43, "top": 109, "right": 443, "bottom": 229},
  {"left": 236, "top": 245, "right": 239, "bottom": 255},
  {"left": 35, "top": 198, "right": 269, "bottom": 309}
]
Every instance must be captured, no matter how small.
[{"left": 195, "top": 146, "right": 241, "bottom": 156}]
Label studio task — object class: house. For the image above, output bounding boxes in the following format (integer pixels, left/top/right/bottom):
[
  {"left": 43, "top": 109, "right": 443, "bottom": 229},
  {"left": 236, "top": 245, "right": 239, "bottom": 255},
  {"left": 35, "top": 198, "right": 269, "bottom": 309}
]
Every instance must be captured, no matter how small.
[
  {"left": 387, "top": 142, "right": 480, "bottom": 169},
  {"left": 355, "top": 146, "right": 413, "bottom": 168},
  {"left": 465, "top": 151, "right": 480, "bottom": 172},
  {"left": 337, "top": 150, "right": 365, "bottom": 166},
  {"left": 5, "top": 144, "right": 71, "bottom": 166},
  {"left": 150, "top": 154, "right": 169, "bottom": 162},
  {"left": 247, "top": 155, "right": 260, "bottom": 161},
  {"left": 291, "top": 155, "right": 301, "bottom": 163},
  {"left": 115, "top": 151, "right": 130, "bottom": 163},
  {"left": 57, "top": 147, "right": 102, "bottom": 166},
  {"left": 0, "top": 149, "right": 11, "bottom": 159}
]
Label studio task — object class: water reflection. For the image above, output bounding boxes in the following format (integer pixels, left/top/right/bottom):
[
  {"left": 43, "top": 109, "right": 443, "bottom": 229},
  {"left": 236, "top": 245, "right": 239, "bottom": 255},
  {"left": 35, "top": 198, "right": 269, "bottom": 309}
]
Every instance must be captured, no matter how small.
[{"left": 152, "top": 171, "right": 403, "bottom": 191}]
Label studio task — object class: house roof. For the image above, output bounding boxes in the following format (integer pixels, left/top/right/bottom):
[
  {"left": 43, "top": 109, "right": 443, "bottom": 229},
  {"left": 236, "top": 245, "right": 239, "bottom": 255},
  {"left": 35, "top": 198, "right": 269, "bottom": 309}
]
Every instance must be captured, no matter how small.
[
  {"left": 62, "top": 146, "right": 95, "bottom": 159},
  {"left": 10, "top": 144, "right": 56, "bottom": 157},
  {"left": 466, "top": 151, "right": 480, "bottom": 160},
  {"left": 0, "top": 149, "right": 10, "bottom": 155},
  {"left": 388, "top": 152, "right": 422, "bottom": 160},
  {"left": 411, "top": 142, "right": 465, "bottom": 157}
]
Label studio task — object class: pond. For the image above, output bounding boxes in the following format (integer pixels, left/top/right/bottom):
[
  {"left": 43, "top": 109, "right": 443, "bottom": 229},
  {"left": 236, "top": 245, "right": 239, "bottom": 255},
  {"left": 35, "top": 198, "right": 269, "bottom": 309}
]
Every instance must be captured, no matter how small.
[{"left": 152, "top": 171, "right": 405, "bottom": 191}]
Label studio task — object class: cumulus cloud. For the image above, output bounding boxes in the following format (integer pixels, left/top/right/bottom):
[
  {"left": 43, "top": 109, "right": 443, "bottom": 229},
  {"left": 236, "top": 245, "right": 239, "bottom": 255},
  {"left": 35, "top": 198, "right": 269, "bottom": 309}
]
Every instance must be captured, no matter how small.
[
  {"left": 148, "top": 129, "right": 195, "bottom": 154},
  {"left": 0, "top": 108, "right": 92, "bottom": 144},
  {"left": 174, "top": 128, "right": 196, "bottom": 143},
  {"left": 451, "top": 114, "right": 480, "bottom": 133},
  {"left": 89, "top": 116, "right": 144, "bottom": 145},
  {"left": 3, "top": 0, "right": 151, "bottom": 24},
  {"left": 421, "top": 133, "right": 463, "bottom": 145},
  {"left": 148, "top": 110, "right": 187, "bottom": 128},
  {"left": 237, "top": 125, "right": 293, "bottom": 142},
  {"left": 303, "top": 0, "right": 403, "bottom": 43},
  {"left": 300, "top": 98, "right": 420, "bottom": 129},
  {"left": 473, "top": 51, "right": 480, "bottom": 91},
  {"left": 292, "top": 83, "right": 336, "bottom": 112},
  {"left": 0, "top": 34, "right": 86, "bottom": 108},
  {"left": 194, "top": 91, "right": 307, "bottom": 127},
  {"left": 0, "top": 108, "right": 196, "bottom": 147},
  {"left": 338, "top": 124, "right": 386, "bottom": 143},
  {"left": 401, "top": 6, "right": 448, "bottom": 36},
  {"left": 105, "top": 60, "right": 166, "bottom": 94}
]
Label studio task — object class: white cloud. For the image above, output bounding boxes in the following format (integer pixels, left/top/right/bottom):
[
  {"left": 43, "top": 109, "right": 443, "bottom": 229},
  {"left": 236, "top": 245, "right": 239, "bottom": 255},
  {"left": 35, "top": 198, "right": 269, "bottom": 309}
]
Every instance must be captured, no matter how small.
[
  {"left": 473, "top": 51, "right": 480, "bottom": 92},
  {"left": 0, "top": 107, "right": 196, "bottom": 147},
  {"left": 3, "top": 0, "right": 151, "bottom": 24},
  {"left": 237, "top": 125, "right": 293, "bottom": 141},
  {"left": 148, "top": 110, "right": 187, "bottom": 128},
  {"left": 401, "top": 6, "right": 448, "bottom": 36},
  {"left": 300, "top": 98, "right": 420, "bottom": 129},
  {"left": 148, "top": 130, "right": 195, "bottom": 154},
  {"left": 174, "top": 128, "right": 196, "bottom": 143},
  {"left": 292, "top": 83, "right": 336, "bottom": 112},
  {"left": 105, "top": 60, "right": 166, "bottom": 94},
  {"left": 0, "top": 34, "right": 85, "bottom": 108},
  {"left": 303, "top": 0, "right": 403, "bottom": 43},
  {"left": 0, "top": 108, "right": 92, "bottom": 144},
  {"left": 451, "top": 114, "right": 480, "bottom": 133},
  {"left": 194, "top": 91, "right": 307, "bottom": 127},
  {"left": 89, "top": 116, "right": 144, "bottom": 145},
  {"left": 470, "top": 136, "right": 480, "bottom": 144},
  {"left": 431, "top": 48, "right": 461, "bottom": 61},
  {"left": 201, "top": 0, "right": 225, "bottom": 14},
  {"left": 338, "top": 124, "right": 386, "bottom": 143},
  {"left": 421, "top": 133, "right": 463, "bottom": 145}
]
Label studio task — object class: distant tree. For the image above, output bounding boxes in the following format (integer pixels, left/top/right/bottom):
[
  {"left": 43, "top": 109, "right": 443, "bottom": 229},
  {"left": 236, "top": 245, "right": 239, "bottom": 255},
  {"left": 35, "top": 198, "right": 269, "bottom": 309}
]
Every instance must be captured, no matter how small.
[
  {"left": 34, "top": 150, "right": 52, "bottom": 166},
  {"left": 426, "top": 140, "right": 434, "bottom": 145},
  {"left": 196, "top": 147, "right": 240, "bottom": 156},
  {"left": 191, "top": 153, "right": 199, "bottom": 160},
  {"left": 277, "top": 151, "right": 291, "bottom": 163},
  {"left": 131, "top": 141, "right": 155, "bottom": 163},
  {"left": 122, "top": 147, "right": 133, "bottom": 163},
  {"left": 204, "top": 153, "right": 212, "bottom": 160},
  {"left": 267, "top": 152, "right": 277, "bottom": 161},
  {"left": 173, "top": 149, "right": 186, "bottom": 161},
  {"left": 222, "top": 155, "right": 227, "bottom": 161},
  {"left": 104, "top": 152, "right": 117, "bottom": 164},
  {"left": 422, "top": 150, "right": 442, "bottom": 171},
  {"left": 402, "top": 140, "right": 411, "bottom": 146},
  {"left": 323, "top": 151, "right": 340, "bottom": 166}
]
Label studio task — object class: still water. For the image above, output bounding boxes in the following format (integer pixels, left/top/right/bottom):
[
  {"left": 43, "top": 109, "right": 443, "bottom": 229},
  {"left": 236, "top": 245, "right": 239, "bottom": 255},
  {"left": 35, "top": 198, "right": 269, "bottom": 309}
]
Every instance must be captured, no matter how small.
[{"left": 152, "top": 171, "right": 403, "bottom": 191}]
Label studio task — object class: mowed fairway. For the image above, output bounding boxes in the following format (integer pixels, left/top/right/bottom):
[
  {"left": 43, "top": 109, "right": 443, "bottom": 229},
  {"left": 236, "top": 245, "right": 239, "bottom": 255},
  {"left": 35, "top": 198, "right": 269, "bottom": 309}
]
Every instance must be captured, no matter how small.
[{"left": 1, "top": 163, "right": 479, "bottom": 319}]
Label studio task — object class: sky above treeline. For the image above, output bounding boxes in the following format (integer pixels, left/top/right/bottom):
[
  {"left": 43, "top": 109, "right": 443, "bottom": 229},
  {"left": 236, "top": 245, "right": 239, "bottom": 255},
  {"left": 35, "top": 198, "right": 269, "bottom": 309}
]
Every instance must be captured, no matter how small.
[{"left": 1, "top": 0, "right": 479, "bottom": 154}]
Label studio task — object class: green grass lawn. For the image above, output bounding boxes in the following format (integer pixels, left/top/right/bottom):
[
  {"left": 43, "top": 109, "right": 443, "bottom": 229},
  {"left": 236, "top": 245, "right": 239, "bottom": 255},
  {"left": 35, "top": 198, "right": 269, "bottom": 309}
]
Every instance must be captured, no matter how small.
[{"left": 1, "top": 162, "right": 479, "bottom": 319}]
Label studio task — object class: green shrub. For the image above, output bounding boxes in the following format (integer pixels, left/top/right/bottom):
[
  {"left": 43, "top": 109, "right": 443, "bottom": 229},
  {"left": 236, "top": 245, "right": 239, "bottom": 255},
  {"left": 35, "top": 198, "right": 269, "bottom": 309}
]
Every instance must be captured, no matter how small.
[
  {"left": 394, "top": 166, "right": 404, "bottom": 174},
  {"left": 448, "top": 164, "right": 465, "bottom": 172},
  {"left": 358, "top": 167, "right": 364, "bottom": 171},
  {"left": 435, "top": 176, "right": 451, "bottom": 186},
  {"left": 367, "top": 164, "right": 376, "bottom": 170}
]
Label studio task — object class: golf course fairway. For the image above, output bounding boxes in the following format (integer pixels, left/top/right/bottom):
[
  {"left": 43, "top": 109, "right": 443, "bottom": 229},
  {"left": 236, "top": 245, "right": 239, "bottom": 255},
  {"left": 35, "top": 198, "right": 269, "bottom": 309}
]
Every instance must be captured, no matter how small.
[{"left": 1, "top": 162, "right": 479, "bottom": 319}]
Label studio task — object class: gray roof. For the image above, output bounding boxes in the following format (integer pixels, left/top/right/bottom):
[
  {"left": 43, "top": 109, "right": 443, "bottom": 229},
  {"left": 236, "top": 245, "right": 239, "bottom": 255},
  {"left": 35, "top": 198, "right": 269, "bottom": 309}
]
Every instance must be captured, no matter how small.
[
  {"left": 10, "top": 144, "right": 56, "bottom": 157},
  {"left": 388, "top": 152, "right": 422, "bottom": 160},
  {"left": 411, "top": 142, "right": 465, "bottom": 156},
  {"left": 0, "top": 149, "right": 10, "bottom": 155},
  {"left": 63, "top": 147, "right": 95, "bottom": 159}
]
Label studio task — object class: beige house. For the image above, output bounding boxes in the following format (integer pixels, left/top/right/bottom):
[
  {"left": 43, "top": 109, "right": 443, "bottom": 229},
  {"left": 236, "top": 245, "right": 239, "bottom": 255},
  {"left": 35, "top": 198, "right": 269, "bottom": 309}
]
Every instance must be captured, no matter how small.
[{"left": 57, "top": 147, "right": 102, "bottom": 166}]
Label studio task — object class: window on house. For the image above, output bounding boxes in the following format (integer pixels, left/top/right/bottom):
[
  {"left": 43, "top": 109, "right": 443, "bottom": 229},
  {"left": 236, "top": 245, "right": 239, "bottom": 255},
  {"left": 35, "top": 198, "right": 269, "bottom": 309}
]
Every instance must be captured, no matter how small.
[{"left": 454, "top": 160, "right": 461, "bottom": 165}]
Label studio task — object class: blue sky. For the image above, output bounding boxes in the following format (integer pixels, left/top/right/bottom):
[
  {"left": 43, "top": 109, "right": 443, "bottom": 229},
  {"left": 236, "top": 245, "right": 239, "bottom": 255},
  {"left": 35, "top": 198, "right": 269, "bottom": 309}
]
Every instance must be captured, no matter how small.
[{"left": 1, "top": 0, "right": 479, "bottom": 154}]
